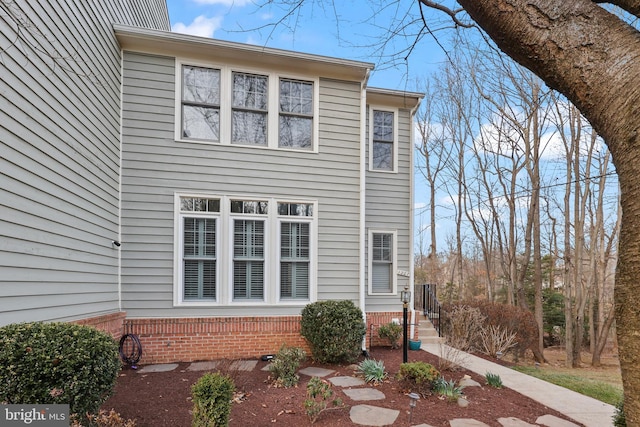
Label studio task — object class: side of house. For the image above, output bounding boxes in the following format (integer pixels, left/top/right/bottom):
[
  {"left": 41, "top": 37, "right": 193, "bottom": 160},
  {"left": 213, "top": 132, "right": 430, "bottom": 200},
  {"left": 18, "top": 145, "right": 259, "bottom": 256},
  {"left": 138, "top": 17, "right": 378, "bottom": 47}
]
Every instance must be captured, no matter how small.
[
  {"left": 0, "top": 0, "right": 168, "bottom": 333},
  {"left": 115, "top": 26, "right": 422, "bottom": 363}
]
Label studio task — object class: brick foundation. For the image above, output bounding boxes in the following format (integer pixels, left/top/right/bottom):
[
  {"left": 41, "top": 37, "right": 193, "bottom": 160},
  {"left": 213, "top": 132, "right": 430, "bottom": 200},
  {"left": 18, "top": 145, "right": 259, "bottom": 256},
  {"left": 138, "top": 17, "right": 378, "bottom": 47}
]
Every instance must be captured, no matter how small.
[
  {"left": 73, "top": 311, "right": 127, "bottom": 339},
  {"left": 123, "top": 311, "right": 412, "bottom": 364}
]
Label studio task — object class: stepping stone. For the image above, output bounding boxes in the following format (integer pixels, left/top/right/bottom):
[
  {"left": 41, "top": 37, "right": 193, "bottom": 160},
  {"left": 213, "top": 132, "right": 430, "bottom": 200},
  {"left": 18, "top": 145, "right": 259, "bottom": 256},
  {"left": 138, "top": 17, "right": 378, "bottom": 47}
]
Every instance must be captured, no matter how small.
[
  {"left": 450, "top": 419, "right": 491, "bottom": 427},
  {"left": 350, "top": 404, "right": 399, "bottom": 426},
  {"left": 343, "top": 388, "right": 385, "bottom": 401},
  {"left": 261, "top": 363, "right": 271, "bottom": 372},
  {"left": 459, "top": 376, "right": 482, "bottom": 387},
  {"left": 498, "top": 417, "right": 537, "bottom": 427},
  {"left": 137, "top": 363, "right": 178, "bottom": 373},
  {"left": 328, "top": 376, "right": 365, "bottom": 387},
  {"left": 535, "top": 415, "right": 580, "bottom": 427},
  {"left": 230, "top": 360, "right": 258, "bottom": 371},
  {"left": 299, "top": 366, "right": 335, "bottom": 377},
  {"left": 187, "top": 361, "right": 219, "bottom": 371},
  {"left": 412, "top": 424, "right": 436, "bottom": 427}
]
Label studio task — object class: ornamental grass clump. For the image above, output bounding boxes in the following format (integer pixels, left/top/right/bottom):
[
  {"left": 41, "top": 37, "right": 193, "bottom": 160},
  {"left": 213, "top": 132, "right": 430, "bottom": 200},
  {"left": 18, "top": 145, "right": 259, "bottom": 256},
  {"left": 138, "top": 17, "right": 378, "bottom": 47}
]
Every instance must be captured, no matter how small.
[
  {"left": 357, "top": 359, "right": 387, "bottom": 384},
  {"left": 300, "top": 300, "right": 366, "bottom": 363},
  {"left": 0, "top": 322, "right": 120, "bottom": 424},
  {"left": 485, "top": 371, "right": 503, "bottom": 388},
  {"left": 433, "top": 377, "right": 465, "bottom": 401}
]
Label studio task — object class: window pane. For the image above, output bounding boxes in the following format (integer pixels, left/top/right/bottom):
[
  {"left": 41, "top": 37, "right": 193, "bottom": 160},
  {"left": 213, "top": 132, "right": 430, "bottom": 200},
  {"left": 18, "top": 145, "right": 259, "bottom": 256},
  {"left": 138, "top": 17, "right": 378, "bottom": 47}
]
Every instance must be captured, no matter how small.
[
  {"left": 372, "top": 263, "right": 392, "bottom": 293},
  {"left": 279, "top": 116, "right": 312, "bottom": 149},
  {"left": 233, "top": 73, "right": 268, "bottom": 110},
  {"left": 183, "top": 105, "right": 220, "bottom": 140},
  {"left": 232, "top": 111, "right": 267, "bottom": 145},
  {"left": 233, "top": 219, "right": 265, "bottom": 300},
  {"left": 280, "top": 222, "right": 310, "bottom": 299},
  {"left": 280, "top": 80, "right": 313, "bottom": 115},
  {"left": 373, "top": 111, "right": 393, "bottom": 141},
  {"left": 183, "top": 217, "right": 216, "bottom": 300},
  {"left": 183, "top": 66, "right": 220, "bottom": 105},
  {"left": 372, "top": 141, "right": 393, "bottom": 170}
]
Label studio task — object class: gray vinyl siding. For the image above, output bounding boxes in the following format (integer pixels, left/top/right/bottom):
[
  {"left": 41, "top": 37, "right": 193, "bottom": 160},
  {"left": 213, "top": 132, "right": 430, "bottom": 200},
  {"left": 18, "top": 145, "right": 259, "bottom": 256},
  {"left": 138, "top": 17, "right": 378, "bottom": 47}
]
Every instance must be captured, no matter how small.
[
  {"left": 120, "top": 53, "right": 363, "bottom": 317},
  {"left": 365, "top": 108, "right": 413, "bottom": 312},
  {"left": 0, "top": 1, "right": 169, "bottom": 326}
]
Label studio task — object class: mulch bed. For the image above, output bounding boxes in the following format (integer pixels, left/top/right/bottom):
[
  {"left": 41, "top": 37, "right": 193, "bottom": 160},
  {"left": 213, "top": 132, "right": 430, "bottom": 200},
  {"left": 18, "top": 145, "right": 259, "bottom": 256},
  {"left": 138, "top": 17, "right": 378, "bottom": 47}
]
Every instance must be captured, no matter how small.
[{"left": 102, "top": 346, "right": 583, "bottom": 426}]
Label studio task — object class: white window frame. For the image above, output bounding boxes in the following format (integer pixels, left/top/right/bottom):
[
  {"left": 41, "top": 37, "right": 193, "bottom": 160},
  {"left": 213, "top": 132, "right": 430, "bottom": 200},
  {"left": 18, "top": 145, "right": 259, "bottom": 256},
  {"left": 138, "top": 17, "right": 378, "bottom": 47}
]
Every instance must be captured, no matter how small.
[
  {"left": 174, "top": 195, "right": 221, "bottom": 306},
  {"left": 174, "top": 194, "right": 317, "bottom": 306},
  {"left": 367, "top": 229, "right": 397, "bottom": 295},
  {"left": 175, "top": 60, "right": 320, "bottom": 153},
  {"left": 276, "top": 202, "right": 317, "bottom": 304},
  {"left": 368, "top": 106, "right": 399, "bottom": 173}
]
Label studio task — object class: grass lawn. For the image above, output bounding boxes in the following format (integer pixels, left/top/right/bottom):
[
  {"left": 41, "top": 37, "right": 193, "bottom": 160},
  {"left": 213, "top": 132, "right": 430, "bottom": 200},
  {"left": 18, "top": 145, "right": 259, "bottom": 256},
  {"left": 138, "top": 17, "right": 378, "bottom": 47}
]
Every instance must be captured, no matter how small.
[{"left": 512, "top": 365, "right": 623, "bottom": 406}]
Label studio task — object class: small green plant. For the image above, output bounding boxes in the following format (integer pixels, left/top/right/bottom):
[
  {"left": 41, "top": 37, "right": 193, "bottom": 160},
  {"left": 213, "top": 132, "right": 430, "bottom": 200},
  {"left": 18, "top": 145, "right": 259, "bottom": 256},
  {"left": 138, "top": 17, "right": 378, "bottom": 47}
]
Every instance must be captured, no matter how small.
[
  {"left": 396, "top": 361, "right": 440, "bottom": 396},
  {"left": 433, "top": 377, "right": 465, "bottom": 401},
  {"left": 613, "top": 400, "right": 626, "bottom": 427},
  {"left": 304, "top": 377, "right": 345, "bottom": 424},
  {"left": 269, "top": 344, "right": 306, "bottom": 388},
  {"left": 485, "top": 372, "right": 503, "bottom": 388},
  {"left": 191, "top": 372, "right": 235, "bottom": 427},
  {"left": 378, "top": 322, "right": 402, "bottom": 349},
  {"left": 300, "top": 300, "right": 366, "bottom": 363},
  {"left": 357, "top": 359, "right": 386, "bottom": 384},
  {"left": 0, "top": 322, "right": 121, "bottom": 424}
]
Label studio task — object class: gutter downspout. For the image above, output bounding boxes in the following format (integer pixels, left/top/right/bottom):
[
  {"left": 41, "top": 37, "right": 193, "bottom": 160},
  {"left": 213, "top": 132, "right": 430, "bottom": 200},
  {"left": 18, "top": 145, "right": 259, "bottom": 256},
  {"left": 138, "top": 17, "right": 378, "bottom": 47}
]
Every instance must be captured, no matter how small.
[{"left": 360, "top": 68, "right": 372, "bottom": 352}]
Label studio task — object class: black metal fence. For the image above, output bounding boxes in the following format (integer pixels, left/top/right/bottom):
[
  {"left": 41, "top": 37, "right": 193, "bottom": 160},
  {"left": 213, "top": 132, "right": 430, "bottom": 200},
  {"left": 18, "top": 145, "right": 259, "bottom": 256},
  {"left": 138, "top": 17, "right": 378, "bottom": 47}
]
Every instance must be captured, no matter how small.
[{"left": 414, "top": 283, "right": 442, "bottom": 337}]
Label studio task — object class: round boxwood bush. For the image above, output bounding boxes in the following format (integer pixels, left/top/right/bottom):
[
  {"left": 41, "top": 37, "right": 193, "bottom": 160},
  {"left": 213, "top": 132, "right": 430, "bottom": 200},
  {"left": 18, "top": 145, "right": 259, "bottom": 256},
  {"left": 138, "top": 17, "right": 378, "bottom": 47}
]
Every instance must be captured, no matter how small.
[
  {"left": 0, "top": 322, "right": 121, "bottom": 421},
  {"left": 300, "top": 300, "right": 366, "bottom": 364}
]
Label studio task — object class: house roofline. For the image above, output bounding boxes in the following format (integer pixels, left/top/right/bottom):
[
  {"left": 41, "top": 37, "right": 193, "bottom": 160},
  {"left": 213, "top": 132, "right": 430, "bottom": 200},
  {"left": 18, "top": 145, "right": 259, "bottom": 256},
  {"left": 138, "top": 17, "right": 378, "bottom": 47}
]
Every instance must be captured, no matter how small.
[
  {"left": 113, "top": 24, "right": 375, "bottom": 82},
  {"left": 366, "top": 87, "right": 424, "bottom": 109}
]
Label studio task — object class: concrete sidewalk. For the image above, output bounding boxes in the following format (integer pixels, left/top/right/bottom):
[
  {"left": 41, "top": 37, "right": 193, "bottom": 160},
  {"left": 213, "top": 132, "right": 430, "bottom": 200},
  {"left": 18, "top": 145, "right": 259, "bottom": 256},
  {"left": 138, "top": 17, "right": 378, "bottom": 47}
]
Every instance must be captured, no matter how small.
[{"left": 421, "top": 343, "right": 617, "bottom": 427}]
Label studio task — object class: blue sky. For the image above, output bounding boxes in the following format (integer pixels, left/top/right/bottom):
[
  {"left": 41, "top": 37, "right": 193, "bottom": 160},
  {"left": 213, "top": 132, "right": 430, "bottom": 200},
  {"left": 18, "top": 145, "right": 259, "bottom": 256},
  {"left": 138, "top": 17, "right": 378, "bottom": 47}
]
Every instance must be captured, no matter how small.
[{"left": 165, "top": 0, "right": 447, "bottom": 90}]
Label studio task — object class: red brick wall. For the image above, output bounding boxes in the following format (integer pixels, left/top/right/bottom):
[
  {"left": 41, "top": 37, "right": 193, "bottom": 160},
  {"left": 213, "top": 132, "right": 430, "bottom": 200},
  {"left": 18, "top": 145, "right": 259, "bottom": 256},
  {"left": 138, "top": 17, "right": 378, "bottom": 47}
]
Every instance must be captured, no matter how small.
[
  {"left": 123, "top": 312, "right": 409, "bottom": 364},
  {"left": 73, "top": 311, "right": 126, "bottom": 339}
]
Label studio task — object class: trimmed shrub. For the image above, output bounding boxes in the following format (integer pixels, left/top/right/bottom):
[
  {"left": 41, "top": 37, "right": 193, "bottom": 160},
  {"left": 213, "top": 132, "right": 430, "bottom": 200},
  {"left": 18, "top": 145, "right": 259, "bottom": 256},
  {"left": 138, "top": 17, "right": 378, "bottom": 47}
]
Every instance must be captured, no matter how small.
[
  {"left": 269, "top": 344, "right": 306, "bottom": 388},
  {"left": 396, "top": 361, "right": 440, "bottom": 397},
  {"left": 191, "top": 372, "right": 235, "bottom": 427},
  {"left": 300, "top": 300, "right": 366, "bottom": 364},
  {"left": 441, "top": 304, "right": 486, "bottom": 352},
  {"left": 0, "top": 322, "right": 120, "bottom": 422},
  {"left": 378, "top": 322, "right": 402, "bottom": 349}
]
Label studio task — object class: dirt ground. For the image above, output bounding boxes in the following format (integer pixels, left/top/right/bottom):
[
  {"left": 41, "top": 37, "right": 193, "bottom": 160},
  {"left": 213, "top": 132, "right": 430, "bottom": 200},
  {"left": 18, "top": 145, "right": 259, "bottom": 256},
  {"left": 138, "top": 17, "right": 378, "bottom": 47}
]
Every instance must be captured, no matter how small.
[{"left": 102, "top": 346, "right": 592, "bottom": 427}]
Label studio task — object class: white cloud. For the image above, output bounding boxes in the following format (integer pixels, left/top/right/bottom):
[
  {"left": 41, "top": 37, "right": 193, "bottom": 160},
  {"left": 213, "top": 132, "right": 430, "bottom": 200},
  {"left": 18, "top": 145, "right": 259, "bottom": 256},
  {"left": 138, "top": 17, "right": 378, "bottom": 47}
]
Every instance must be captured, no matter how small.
[{"left": 172, "top": 15, "right": 223, "bottom": 38}]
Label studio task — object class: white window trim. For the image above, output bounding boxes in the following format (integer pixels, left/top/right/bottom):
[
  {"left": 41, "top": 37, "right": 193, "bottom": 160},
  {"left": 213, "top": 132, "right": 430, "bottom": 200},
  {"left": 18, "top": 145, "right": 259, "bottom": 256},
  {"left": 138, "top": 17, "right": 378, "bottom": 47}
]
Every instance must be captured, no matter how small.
[
  {"left": 175, "top": 59, "right": 320, "bottom": 153},
  {"left": 173, "top": 193, "right": 317, "bottom": 306},
  {"left": 368, "top": 106, "right": 399, "bottom": 173},
  {"left": 173, "top": 193, "right": 221, "bottom": 306},
  {"left": 276, "top": 212, "right": 317, "bottom": 305},
  {"left": 367, "top": 229, "right": 398, "bottom": 295}
]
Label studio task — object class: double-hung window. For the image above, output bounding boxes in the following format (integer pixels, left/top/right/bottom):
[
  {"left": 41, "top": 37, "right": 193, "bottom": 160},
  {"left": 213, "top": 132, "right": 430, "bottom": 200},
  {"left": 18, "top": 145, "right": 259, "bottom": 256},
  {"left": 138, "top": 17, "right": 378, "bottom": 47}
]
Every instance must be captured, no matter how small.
[
  {"left": 181, "top": 66, "right": 221, "bottom": 141},
  {"left": 232, "top": 72, "right": 268, "bottom": 145},
  {"left": 180, "top": 197, "right": 220, "bottom": 301},
  {"left": 178, "top": 63, "right": 316, "bottom": 151},
  {"left": 278, "top": 202, "right": 313, "bottom": 300},
  {"left": 371, "top": 109, "right": 396, "bottom": 171},
  {"left": 176, "top": 195, "right": 316, "bottom": 305},
  {"left": 369, "top": 230, "right": 397, "bottom": 294},
  {"left": 279, "top": 79, "right": 313, "bottom": 149},
  {"left": 232, "top": 200, "right": 267, "bottom": 300}
]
